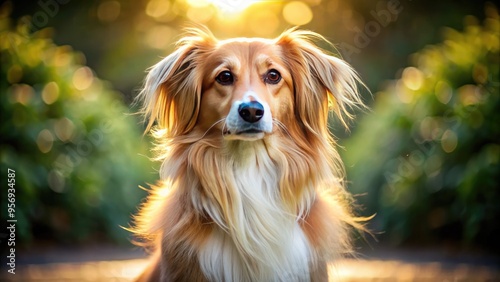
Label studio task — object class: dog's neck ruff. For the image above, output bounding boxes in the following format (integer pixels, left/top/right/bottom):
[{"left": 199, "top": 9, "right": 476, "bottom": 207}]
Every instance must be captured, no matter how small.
[{"left": 187, "top": 139, "right": 313, "bottom": 281}]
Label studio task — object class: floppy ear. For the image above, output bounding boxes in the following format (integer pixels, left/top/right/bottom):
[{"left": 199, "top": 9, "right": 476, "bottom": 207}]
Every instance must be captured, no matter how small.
[
  {"left": 138, "top": 28, "right": 217, "bottom": 136},
  {"left": 276, "top": 29, "right": 365, "bottom": 132}
]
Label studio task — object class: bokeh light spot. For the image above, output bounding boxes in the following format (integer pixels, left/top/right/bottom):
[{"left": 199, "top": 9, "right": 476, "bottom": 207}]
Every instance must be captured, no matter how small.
[
  {"left": 37, "top": 129, "right": 54, "bottom": 153},
  {"left": 434, "top": 81, "right": 452, "bottom": 104},
  {"left": 402, "top": 67, "right": 424, "bottom": 91},
  {"left": 441, "top": 129, "right": 458, "bottom": 153},
  {"left": 146, "top": 0, "right": 170, "bottom": 18},
  {"left": 48, "top": 170, "right": 66, "bottom": 193},
  {"left": 249, "top": 10, "right": 279, "bottom": 36},
  {"left": 283, "top": 1, "right": 313, "bottom": 26},
  {"left": 10, "top": 84, "right": 34, "bottom": 105},
  {"left": 54, "top": 117, "right": 75, "bottom": 142},
  {"left": 97, "top": 1, "right": 121, "bottom": 22},
  {"left": 187, "top": 6, "right": 215, "bottom": 23},
  {"left": 73, "top": 67, "right": 94, "bottom": 90},
  {"left": 42, "top": 81, "right": 60, "bottom": 105},
  {"left": 458, "top": 84, "right": 482, "bottom": 106},
  {"left": 419, "top": 117, "right": 443, "bottom": 141},
  {"left": 146, "top": 25, "right": 175, "bottom": 49}
]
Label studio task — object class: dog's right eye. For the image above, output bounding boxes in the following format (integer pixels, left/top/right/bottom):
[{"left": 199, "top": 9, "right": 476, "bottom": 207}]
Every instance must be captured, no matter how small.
[{"left": 216, "top": 71, "right": 234, "bottom": 85}]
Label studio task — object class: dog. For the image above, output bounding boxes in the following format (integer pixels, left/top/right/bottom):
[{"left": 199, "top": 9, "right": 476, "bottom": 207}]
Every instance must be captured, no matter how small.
[{"left": 132, "top": 27, "right": 366, "bottom": 282}]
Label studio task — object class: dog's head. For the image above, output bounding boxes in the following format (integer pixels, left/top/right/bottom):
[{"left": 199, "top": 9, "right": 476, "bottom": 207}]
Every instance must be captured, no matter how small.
[{"left": 138, "top": 28, "right": 364, "bottom": 143}]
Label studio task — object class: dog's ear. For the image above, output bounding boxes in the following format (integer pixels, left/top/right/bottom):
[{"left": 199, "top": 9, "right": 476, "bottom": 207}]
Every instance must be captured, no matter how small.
[
  {"left": 138, "top": 28, "right": 217, "bottom": 136},
  {"left": 276, "top": 29, "right": 366, "bottom": 132}
]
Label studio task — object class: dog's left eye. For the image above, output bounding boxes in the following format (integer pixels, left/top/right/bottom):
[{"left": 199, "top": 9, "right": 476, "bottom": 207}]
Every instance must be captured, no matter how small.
[
  {"left": 264, "top": 69, "right": 281, "bottom": 84},
  {"left": 216, "top": 71, "right": 234, "bottom": 85}
]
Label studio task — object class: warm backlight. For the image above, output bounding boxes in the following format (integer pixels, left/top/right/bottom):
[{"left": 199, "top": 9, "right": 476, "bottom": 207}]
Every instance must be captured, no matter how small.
[{"left": 199, "top": 0, "right": 262, "bottom": 13}]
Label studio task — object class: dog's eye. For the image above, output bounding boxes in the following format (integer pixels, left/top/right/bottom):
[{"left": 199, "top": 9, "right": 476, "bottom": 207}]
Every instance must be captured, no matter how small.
[
  {"left": 265, "top": 69, "right": 281, "bottom": 84},
  {"left": 216, "top": 71, "right": 234, "bottom": 85}
]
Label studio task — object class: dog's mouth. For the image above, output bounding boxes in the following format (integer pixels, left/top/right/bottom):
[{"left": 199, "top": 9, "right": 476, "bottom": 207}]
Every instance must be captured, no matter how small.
[
  {"left": 223, "top": 128, "right": 267, "bottom": 141},
  {"left": 236, "top": 129, "right": 263, "bottom": 134}
]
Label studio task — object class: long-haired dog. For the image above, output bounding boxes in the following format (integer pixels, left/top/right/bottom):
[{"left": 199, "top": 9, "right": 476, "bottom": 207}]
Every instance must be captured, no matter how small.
[{"left": 133, "top": 27, "right": 366, "bottom": 282}]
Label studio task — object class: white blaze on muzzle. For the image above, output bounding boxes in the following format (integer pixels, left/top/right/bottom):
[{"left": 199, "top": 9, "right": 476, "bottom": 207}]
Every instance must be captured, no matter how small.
[{"left": 224, "top": 92, "right": 273, "bottom": 141}]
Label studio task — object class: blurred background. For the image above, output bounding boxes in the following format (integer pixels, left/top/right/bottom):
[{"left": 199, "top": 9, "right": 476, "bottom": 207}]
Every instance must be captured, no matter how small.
[{"left": 1, "top": 0, "right": 499, "bottom": 280}]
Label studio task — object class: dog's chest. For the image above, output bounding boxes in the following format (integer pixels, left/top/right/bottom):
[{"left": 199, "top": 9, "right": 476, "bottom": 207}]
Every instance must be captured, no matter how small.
[
  {"left": 199, "top": 223, "right": 311, "bottom": 282},
  {"left": 198, "top": 143, "right": 312, "bottom": 281}
]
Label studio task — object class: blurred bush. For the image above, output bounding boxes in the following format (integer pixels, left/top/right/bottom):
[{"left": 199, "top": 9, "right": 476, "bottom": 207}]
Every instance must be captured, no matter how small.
[
  {"left": 0, "top": 10, "right": 154, "bottom": 245},
  {"left": 343, "top": 5, "right": 499, "bottom": 251}
]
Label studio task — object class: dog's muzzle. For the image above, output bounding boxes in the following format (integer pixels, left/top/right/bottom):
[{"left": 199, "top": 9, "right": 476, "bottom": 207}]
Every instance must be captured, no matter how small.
[{"left": 223, "top": 95, "right": 273, "bottom": 141}]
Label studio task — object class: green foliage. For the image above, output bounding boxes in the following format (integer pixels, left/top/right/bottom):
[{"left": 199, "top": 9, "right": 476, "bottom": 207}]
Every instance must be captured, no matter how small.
[
  {"left": 0, "top": 14, "right": 154, "bottom": 245},
  {"left": 343, "top": 8, "right": 500, "bottom": 249}
]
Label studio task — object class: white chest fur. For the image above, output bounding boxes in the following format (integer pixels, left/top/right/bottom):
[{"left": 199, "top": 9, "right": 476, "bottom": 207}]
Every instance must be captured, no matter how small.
[
  {"left": 199, "top": 223, "right": 311, "bottom": 282},
  {"left": 198, "top": 141, "right": 312, "bottom": 281}
]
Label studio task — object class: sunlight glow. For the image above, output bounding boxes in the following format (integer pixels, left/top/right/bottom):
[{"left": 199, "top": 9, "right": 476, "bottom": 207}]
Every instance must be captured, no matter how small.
[
  {"left": 146, "top": 0, "right": 170, "bottom": 18},
  {"left": 206, "top": 0, "right": 262, "bottom": 14},
  {"left": 283, "top": 1, "right": 313, "bottom": 25}
]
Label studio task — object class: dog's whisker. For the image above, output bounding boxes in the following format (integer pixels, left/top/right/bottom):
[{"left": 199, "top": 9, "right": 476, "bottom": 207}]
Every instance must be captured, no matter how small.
[
  {"left": 197, "top": 118, "right": 226, "bottom": 141},
  {"left": 272, "top": 118, "right": 293, "bottom": 140},
  {"left": 221, "top": 120, "right": 229, "bottom": 138}
]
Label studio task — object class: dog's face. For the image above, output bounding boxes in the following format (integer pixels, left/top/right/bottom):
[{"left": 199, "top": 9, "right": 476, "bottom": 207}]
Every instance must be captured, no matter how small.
[
  {"left": 139, "top": 28, "right": 363, "bottom": 142},
  {"left": 198, "top": 39, "right": 293, "bottom": 141}
]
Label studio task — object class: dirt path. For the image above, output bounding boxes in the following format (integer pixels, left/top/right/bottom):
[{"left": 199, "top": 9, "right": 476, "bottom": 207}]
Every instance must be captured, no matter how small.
[{"left": 2, "top": 247, "right": 499, "bottom": 281}]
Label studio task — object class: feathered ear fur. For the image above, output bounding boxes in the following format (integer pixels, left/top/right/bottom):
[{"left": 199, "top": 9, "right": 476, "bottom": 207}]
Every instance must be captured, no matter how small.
[
  {"left": 137, "top": 28, "right": 217, "bottom": 136},
  {"left": 275, "top": 29, "right": 366, "bottom": 133}
]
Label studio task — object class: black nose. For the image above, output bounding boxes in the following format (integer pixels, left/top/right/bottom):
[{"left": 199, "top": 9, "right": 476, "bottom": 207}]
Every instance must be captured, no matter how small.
[{"left": 238, "top": 101, "right": 264, "bottom": 123}]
